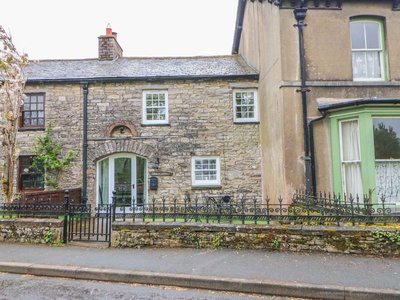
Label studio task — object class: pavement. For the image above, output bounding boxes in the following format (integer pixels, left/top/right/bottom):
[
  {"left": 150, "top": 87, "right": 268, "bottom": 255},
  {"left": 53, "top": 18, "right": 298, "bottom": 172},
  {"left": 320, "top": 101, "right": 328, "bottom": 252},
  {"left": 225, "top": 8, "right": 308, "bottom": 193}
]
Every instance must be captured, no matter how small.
[{"left": 0, "top": 243, "right": 399, "bottom": 300}]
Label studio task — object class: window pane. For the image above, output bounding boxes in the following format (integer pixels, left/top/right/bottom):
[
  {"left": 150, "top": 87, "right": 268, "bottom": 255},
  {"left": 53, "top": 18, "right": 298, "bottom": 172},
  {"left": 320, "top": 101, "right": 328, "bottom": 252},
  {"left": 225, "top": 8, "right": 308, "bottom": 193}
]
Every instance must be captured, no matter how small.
[
  {"left": 22, "top": 94, "right": 45, "bottom": 128},
  {"left": 341, "top": 120, "right": 361, "bottom": 161},
  {"left": 340, "top": 120, "right": 363, "bottom": 196},
  {"left": 365, "top": 22, "right": 381, "bottom": 49},
  {"left": 366, "top": 52, "right": 381, "bottom": 78},
  {"left": 373, "top": 118, "right": 400, "bottom": 159},
  {"left": 352, "top": 52, "right": 367, "bottom": 78},
  {"left": 350, "top": 22, "right": 365, "bottom": 49}
]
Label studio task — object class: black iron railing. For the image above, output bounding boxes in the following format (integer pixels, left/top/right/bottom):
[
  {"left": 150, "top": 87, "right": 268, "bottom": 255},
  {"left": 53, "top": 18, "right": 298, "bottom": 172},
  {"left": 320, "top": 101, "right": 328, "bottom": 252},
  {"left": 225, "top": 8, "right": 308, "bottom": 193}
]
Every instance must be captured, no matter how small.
[
  {"left": 1, "top": 190, "right": 399, "bottom": 226},
  {"left": 113, "top": 192, "right": 400, "bottom": 226}
]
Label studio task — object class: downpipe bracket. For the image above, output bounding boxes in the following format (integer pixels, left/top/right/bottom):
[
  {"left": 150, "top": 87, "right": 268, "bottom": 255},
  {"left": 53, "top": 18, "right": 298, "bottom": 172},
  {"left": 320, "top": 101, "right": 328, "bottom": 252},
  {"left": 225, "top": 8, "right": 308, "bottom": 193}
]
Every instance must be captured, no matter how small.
[{"left": 296, "top": 88, "right": 311, "bottom": 93}]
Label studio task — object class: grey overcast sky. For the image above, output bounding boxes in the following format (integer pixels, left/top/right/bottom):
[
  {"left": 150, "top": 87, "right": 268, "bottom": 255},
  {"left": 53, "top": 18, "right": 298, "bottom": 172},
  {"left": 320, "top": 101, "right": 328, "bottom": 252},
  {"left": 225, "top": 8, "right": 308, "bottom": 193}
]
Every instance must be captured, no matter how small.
[{"left": 1, "top": 0, "right": 238, "bottom": 60}]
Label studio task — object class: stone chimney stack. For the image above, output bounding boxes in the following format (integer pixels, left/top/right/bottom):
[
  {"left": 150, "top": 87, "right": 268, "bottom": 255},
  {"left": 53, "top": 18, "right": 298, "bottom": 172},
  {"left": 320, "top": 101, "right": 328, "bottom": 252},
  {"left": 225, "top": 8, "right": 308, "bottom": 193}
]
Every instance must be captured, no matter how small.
[{"left": 98, "top": 24, "right": 123, "bottom": 61}]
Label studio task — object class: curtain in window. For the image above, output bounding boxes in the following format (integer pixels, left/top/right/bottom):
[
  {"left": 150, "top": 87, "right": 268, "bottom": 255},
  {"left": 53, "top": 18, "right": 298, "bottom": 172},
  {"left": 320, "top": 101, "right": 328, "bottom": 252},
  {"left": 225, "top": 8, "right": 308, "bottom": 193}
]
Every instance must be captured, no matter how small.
[
  {"left": 352, "top": 52, "right": 381, "bottom": 79},
  {"left": 373, "top": 118, "right": 400, "bottom": 203},
  {"left": 341, "top": 120, "right": 363, "bottom": 197},
  {"left": 375, "top": 161, "right": 400, "bottom": 203}
]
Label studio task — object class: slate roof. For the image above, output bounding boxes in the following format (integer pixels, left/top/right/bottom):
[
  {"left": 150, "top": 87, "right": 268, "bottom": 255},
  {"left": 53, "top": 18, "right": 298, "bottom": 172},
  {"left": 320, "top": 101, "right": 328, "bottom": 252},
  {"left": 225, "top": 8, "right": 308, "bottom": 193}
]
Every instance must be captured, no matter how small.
[{"left": 25, "top": 55, "right": 258, "bottom": 83}]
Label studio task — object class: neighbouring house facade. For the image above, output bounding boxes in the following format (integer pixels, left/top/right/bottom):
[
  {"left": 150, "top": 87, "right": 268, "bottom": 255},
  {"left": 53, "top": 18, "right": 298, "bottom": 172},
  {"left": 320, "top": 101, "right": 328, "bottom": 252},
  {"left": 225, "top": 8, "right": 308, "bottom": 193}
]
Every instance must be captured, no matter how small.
[
  {"left": 233, "top": 0, "right": 400, "bottom": 204},
  {"left": 15, "top": 26, "right": 262, "bottom": 207}
]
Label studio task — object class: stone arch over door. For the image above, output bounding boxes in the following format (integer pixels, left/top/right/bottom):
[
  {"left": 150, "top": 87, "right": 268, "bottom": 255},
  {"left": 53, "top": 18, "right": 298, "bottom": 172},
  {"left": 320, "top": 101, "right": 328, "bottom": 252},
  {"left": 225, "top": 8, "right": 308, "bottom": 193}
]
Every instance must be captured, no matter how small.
[{"left": 88, "top": 140, "right": 157, "bottom": 163}]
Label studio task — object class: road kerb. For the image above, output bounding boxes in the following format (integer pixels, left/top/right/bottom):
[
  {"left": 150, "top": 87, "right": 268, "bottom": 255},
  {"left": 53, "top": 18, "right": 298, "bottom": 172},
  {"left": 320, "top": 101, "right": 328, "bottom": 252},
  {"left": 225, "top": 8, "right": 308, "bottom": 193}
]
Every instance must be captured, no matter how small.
[{"left": 0, "top": 262, "right": 400, "bottom": 300}]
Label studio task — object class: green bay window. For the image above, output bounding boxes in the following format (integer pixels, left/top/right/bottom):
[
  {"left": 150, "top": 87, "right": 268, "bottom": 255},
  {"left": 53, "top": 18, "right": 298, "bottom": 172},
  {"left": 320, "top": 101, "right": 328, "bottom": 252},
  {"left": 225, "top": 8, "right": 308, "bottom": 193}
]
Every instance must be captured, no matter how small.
[{"left": 330, "top": 106, "right": 400, "bottom": 204}]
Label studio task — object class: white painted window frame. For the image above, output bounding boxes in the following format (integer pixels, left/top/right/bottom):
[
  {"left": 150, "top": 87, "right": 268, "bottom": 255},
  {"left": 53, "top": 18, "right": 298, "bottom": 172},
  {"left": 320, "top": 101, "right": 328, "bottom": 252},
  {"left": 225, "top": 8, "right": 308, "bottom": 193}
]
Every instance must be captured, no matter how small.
[
  {"left": 191, "top": 156, "right": 221, "bottom": 187},
  {"left": 142, "top": 90, "right": 169, "bottom": 125},
  {"left": 233, "top": 89, "right": 258, "bottom": 123}
]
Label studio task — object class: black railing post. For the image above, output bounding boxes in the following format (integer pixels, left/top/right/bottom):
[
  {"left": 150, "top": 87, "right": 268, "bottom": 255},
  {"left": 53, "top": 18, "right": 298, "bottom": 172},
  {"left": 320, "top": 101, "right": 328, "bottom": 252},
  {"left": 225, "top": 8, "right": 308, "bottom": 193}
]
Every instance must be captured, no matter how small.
[
  {"left": 253, "top": 197, "right": 258, "bottom": 225},
  {"left": 350, "top": 194, "right": 355, "bottom": 226},
  {"left": 152, "top": 197, "right": 156, "bottom": 222},
  {"left": 162, "top": 196, "right": 166, "bottom": 222},
  {"left": 111, "top": 191, "right": 117, "bottom": 222},
  {"left": 241, "top": 197, "right": 246, "bottom": 225},
  {"left": 63, "top": 190, "right": 70, "bottom": 243},
  {"left": 184, "top": 194, "right": 188, "bottom": 222},
  {"left": 173, "top": 196, "right": 177, "bottom": 222},
  {"left": 335, "top": 193, "right": 340, "bottom": 226}
]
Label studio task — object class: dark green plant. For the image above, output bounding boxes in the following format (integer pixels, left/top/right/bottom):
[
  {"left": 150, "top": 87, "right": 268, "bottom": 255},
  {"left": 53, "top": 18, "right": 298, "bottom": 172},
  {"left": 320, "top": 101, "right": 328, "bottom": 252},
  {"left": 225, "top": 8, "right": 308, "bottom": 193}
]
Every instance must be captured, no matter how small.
[
  {"left": 32, "top": 123, "right": 78, "bottom": 190},
  {"left": 212, "top": 233, "right": 224, "bottom": 249},
  {"left": 373, "top": 231, "right": 400, "bottom": 247},
  {"left": 270, "top": 237, "right": 280, "bottom": 250},
  {"left": 44, "top": 230, "right": 53, "bottom": 244}
]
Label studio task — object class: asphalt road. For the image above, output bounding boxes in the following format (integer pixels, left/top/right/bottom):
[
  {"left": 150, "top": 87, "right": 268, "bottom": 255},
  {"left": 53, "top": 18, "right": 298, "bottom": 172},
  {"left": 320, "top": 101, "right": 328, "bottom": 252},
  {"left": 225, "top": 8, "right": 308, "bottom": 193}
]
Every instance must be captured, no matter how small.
[{"left": 0, "top": 273, "right": 297, "bottom": 300}]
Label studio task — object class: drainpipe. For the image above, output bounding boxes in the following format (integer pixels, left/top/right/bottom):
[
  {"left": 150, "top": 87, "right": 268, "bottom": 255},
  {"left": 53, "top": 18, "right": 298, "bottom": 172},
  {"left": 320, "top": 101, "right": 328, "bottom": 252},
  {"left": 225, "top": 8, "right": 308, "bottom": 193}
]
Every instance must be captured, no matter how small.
[
  {"left": 294, "top": 7, "right": 311, "bottom": 194},
  {"left": 309, "top": 111, "right": 327, "bottom": 195},
  {"left": 82, "top": 82, "right": 88, "bottom": 205}
]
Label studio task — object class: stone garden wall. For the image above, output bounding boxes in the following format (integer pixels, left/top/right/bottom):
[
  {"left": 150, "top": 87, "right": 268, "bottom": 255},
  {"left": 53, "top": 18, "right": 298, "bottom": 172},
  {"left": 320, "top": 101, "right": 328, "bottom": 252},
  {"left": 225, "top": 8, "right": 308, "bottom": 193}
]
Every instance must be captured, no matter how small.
[
  {"left": 2, "top": 218, "right": 398, "bottom": 257},
  {"left": 0, "top": 219, "right": 63, "bottom": 244},
  {"left": 111, "top": 222, "right": 400, "bottom": 256}
]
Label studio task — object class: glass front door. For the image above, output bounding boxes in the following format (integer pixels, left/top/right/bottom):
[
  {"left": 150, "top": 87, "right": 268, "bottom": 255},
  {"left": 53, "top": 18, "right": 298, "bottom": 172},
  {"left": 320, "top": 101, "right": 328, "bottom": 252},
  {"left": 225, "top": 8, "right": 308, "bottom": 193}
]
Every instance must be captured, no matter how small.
[
  {"left": 114, "top": 157, "right": 134, "bottom": 207},
  {"left": 97, "top": 154, "right": 147, "bottom": 209}
]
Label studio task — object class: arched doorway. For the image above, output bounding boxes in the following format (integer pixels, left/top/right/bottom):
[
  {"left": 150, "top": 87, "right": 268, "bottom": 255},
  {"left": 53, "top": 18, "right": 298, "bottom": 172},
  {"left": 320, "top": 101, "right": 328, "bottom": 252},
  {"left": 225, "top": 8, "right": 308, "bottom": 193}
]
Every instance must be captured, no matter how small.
[{"left": 97, "top": 153, "right": 147, "bottom": 209}]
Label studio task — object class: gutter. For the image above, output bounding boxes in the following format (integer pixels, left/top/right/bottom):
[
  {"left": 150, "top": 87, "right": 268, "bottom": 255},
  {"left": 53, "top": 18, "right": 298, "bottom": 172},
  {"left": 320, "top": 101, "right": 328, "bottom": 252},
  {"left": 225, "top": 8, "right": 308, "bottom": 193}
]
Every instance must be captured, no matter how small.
[
  {"left": 26, "top": 74, "right": 259, "bottom": 85},
  {"left": 318, "top": 98, "right": 400, "bottom": 112}
]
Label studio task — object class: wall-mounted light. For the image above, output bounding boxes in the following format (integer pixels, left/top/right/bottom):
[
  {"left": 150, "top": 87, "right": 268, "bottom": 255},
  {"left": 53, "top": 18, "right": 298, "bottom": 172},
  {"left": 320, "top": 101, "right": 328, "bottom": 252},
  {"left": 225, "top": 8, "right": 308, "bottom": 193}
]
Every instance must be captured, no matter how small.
[
  {"left": 155, "top": 157, "right": 160, "bottom": 169},
  {"left": 119, "top": 126, "right": 125, "bottom": 134}
]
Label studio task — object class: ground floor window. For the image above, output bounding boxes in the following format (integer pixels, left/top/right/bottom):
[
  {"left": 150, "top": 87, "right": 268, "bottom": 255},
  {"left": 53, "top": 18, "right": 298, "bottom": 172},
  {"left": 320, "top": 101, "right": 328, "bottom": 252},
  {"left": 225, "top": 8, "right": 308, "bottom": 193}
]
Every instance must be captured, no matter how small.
[
  {"left": 18, "top": 156, "right": 44, "bottom": 191},
  {"left": 191, "top": 156, "right": 220, "bottom": 187},
  {"left": 331, "top": 107, "right": 400, "bottom": 204},
  {"left": 97, "top": 153, "right": 147, "bottom": 208}
]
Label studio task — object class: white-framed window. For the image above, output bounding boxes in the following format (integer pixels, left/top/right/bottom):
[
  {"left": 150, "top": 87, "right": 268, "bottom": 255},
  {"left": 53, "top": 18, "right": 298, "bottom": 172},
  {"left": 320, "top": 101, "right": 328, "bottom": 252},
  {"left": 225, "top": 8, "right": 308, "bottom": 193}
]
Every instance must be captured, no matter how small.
[
  {"left": 142, "top": 91, "right": 168, "bottom": 124},
  {"left": 233, "top": 89, "right": 258, "bottom": 122},
  {"left": 350, "top": 19, "right": 385, "bottom": 81},
  {"left": 191, "top": 157, "right": 220, "bottom": 187}
]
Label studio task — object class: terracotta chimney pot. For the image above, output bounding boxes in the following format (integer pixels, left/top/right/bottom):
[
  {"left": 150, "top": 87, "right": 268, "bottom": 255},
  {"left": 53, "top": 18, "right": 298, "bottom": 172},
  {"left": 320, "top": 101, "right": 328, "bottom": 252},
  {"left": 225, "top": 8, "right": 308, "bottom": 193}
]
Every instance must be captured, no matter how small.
[{"left": 106, "top": 23, "right": 112, "bottom": 36}]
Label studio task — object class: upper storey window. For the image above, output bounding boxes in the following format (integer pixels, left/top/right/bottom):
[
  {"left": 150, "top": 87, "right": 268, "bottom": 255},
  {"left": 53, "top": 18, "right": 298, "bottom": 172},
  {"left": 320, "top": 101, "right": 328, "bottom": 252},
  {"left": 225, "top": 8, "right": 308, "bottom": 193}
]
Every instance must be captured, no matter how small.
[
  {"left": 21, "top": 93, "right": 45, "bottom": 129},
  {"left": 142, "top": 91, "right": 168, "bottom": 125},
  {"left": 233, "top": 89, "right": 258, "bottom": 123},
  {"left": 350, "top": 19, "right": 386, "bottom": 81}
]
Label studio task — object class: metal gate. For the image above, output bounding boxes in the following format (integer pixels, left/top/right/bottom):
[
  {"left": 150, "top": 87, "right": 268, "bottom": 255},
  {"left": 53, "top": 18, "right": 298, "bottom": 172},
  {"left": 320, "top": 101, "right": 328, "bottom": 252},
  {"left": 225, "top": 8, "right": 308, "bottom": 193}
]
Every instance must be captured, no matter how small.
[{"left": 66, "top": 204, "right": 114, "bottom": 245}]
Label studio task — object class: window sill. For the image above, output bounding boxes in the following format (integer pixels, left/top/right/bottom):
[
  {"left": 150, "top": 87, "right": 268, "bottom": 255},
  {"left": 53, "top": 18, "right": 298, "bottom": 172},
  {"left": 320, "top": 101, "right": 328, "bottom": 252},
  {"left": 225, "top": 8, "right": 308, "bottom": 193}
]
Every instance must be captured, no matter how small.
[
  {"left": 191, "top": 185, "right": 222, "bottom": 190},
  {"left": 234, "top": 121, "right": 260, "bottom": 125},
  {"left": 281, "top": 80, "right": 399, "bottom": 88},
  {"left": 141, "top": 123, "right": 170, "bottom": 127},
  {"left": 18, "top": 127, "right": 45, "bottom": 132}
]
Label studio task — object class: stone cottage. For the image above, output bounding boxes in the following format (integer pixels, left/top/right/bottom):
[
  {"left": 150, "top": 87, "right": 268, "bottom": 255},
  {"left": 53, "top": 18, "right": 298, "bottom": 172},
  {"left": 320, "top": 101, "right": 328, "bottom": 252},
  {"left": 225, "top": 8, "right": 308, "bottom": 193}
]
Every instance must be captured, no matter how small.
[{"left": 18, "top": 25, "right": 262, "bottom": 207}]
